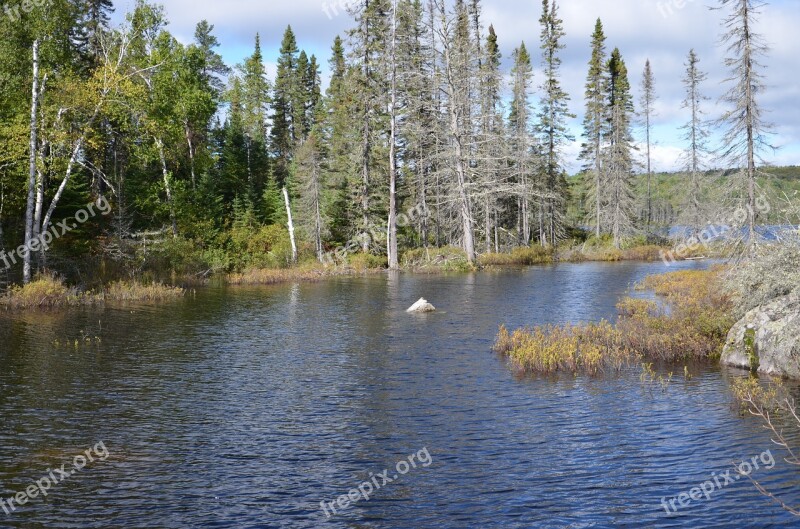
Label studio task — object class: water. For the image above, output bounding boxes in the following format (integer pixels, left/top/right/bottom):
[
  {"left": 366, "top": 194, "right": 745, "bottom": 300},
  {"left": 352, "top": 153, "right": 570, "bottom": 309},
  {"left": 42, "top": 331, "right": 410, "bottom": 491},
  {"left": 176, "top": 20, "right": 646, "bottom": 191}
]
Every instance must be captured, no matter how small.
[{"left": 1, "top": 261, "right": 799, "bottom": 528}]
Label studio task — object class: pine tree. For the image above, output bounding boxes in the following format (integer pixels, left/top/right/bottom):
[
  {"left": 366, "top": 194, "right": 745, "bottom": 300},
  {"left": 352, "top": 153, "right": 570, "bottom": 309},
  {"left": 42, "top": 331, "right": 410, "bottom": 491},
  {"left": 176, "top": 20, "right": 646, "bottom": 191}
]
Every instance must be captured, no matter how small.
[
  {"left": 579, "top": 18, "right": 607, "bottom": 238},
  {"left": 478, "top": 23, "right": 503, "bottom": 252},
  {"left": 194, "top": 20, "right": 230, "bottom": 95},
  {"left": 537, "top": 0, "right": 574, "bottom": 246}
]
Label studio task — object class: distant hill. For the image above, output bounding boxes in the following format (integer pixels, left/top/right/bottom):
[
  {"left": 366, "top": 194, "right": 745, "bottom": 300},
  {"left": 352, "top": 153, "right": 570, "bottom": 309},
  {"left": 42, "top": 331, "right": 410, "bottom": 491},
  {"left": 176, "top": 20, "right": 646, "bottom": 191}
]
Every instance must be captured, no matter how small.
[{"left": 567, "top": 166, "right": 800, "bottom": 227}]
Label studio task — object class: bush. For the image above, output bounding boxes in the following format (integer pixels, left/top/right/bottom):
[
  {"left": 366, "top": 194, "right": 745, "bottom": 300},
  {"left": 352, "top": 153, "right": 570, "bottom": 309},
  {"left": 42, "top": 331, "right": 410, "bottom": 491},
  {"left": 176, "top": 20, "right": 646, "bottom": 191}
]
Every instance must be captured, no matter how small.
[
  {"left": 1, "top": 275, "right": 82, "bottom": 309},
  {"left": 229, "top": 224, "right": 294, "bottom": 270},
  {"left": 346, "top": 252, "right": 387, "bottom": 271}
]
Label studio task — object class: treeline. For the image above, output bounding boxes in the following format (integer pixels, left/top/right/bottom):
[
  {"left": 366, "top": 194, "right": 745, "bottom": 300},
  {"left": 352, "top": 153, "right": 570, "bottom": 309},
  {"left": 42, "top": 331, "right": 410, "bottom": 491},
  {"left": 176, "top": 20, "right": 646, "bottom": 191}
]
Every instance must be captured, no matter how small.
[{"left": 0, "top": 0, "right": 777, "bottom": 283}]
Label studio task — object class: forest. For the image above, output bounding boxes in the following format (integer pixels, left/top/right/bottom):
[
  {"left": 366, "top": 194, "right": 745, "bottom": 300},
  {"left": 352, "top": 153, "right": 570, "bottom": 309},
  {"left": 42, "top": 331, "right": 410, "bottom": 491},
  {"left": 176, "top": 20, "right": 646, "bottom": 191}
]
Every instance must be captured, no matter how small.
[{"left": 0, "top": 0, "right": 793, "bottom": 288}]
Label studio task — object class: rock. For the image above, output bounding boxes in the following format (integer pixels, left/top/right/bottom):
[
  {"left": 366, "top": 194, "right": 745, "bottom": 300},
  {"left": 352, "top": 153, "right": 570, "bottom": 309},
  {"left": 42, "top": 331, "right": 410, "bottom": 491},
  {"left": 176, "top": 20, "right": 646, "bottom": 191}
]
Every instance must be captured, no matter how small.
[
  {"left": 721, "top": 293, "right": 800, "bottom": 378},
  {"left": 407, "top": 298, "right": 436, "bottom": 313}
]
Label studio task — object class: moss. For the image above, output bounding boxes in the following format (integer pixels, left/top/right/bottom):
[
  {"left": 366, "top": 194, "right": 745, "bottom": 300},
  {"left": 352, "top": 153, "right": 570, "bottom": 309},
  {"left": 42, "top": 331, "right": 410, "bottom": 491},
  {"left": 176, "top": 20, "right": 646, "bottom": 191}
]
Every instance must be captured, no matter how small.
[{"left": 744, "top": 328, "right": 759, "bottom": 373}]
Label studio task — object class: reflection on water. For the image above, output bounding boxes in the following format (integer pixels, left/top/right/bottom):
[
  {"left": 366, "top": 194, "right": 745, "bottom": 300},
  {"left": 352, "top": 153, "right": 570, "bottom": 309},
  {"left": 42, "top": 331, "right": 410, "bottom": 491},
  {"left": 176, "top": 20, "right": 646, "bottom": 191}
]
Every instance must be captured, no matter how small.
[{"left": 1, "top": 261, "right": 799, "bottom": 528}]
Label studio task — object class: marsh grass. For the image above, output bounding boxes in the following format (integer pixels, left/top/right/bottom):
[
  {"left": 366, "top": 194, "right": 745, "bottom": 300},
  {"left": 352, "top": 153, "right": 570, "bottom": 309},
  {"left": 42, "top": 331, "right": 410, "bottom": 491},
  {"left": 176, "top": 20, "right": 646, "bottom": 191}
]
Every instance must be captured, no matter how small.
[
  {"left": 479, "top": 246, "right": 554, "bottom": 266},
  {"left": 401, "top": 246, "right": 475, "bottom": 272},
  {"left": 226, "top": 258, "right": 385, "bottom": 285},
  {"left": 494, "top": 268, "right": 735, "bottom": 375},
  {"left": 0, "top": 274, "right": 184, "bottom": 310}
]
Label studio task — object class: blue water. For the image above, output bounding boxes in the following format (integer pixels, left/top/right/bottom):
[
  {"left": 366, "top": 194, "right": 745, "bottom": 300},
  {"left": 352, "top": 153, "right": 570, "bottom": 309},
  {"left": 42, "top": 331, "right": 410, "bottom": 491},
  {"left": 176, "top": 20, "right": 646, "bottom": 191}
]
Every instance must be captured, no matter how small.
[{"left": 1, "top": 260, "right": 799, "bottom": 528}]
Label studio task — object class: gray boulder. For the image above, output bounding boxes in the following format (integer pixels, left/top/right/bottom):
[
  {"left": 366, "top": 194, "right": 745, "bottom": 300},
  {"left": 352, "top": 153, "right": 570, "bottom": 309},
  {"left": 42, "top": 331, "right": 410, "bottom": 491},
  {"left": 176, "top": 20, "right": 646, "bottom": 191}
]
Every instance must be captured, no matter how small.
[{"left": 721, "top": 293, "right": 800, "bottom": 378}]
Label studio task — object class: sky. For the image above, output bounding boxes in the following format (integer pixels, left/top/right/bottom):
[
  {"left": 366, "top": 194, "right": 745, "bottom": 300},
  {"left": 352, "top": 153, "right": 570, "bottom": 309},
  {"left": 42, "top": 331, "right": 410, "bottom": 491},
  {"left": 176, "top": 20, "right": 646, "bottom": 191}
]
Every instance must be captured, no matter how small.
[{"left": 111, "top": 0, "right": 800, "bottom": 173}]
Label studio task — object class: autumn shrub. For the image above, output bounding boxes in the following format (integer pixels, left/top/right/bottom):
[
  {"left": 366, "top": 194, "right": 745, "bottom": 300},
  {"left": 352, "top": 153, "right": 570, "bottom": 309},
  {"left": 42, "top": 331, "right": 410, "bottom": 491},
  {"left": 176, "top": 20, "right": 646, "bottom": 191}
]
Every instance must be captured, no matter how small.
[
  {"left": 1, "top": 274, "right": 82, "bottom": 309},
  {"left": 495, "top": 268, "right": 735, "bottom": 375}
]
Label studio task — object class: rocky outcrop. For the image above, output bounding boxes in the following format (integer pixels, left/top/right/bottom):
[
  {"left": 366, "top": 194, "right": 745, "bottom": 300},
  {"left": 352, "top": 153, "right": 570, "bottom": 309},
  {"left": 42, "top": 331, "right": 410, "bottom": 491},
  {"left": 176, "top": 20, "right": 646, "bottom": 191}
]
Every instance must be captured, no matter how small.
[
  {"left": 407, "top": 298, "right": 436, "bottom": 313},
  {"left": 721, "top": 293, "right": 800, "bottom": 379}
]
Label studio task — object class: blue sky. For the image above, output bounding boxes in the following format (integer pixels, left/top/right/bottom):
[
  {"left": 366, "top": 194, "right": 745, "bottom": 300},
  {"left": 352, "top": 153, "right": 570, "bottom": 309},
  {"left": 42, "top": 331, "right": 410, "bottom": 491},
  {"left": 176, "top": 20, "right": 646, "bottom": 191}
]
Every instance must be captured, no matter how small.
[{"left": 112, "top": 0, "right": 800, "bottom": 173}]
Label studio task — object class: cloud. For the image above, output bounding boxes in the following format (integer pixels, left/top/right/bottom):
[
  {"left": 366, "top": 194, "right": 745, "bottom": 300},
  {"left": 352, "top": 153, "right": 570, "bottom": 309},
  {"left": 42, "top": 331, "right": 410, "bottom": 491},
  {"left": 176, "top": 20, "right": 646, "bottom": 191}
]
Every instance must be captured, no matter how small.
[{"left": 112, "top": 0, "right": 800, "bottom": 171}]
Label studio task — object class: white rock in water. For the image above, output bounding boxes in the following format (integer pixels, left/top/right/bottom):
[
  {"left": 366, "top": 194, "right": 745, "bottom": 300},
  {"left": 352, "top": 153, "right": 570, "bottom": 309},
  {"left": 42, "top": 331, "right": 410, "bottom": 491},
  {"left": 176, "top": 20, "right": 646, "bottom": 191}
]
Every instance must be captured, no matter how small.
[{"left": 407, "top": 298, "right": 436, "bottom": 313}]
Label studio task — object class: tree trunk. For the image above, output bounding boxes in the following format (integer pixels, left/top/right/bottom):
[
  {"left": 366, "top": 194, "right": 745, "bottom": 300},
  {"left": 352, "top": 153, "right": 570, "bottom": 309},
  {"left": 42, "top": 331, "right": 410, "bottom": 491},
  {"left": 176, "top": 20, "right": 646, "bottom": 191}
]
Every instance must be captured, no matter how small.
[
  {"left": 156, "top": 138, "right": 178, "bottom": 237},
  {"left": 185, "top": 124, "right": 196, "bottom": 191},
  {"left": 23, "top": 39, "right": 40, "bottom": 284},
  {"left": 283, "top": 187, "right": 298, "bottom": 263},
  {"left": 387, "top": 0, "right": 399, "bottom": 269}
]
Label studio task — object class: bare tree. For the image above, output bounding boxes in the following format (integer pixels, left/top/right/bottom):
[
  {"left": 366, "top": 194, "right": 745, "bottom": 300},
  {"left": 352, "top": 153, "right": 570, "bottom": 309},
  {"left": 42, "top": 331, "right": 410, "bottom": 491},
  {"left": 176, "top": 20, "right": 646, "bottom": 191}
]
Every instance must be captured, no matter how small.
[
  {"left": 639, "top": 59, "right": 657, "bottom": 230},
  {"left": 679, "top": 49, "right": 711, "bottom": 235},
  {"left": 715, "top": 0, "right": 773, "bottom": 254},
  {"left": 432, "top": 0, "right": 477, "bottom": 264}
]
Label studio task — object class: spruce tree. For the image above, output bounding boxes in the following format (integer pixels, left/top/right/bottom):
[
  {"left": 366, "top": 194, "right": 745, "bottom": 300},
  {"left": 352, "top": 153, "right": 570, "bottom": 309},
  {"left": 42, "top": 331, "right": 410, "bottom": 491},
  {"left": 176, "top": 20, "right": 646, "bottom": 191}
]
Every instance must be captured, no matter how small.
[
  {"left": 579, "top": 18, "right": 607, "bottom": 238},
  {"left": 605, "top": 48, "right": 636, "bottom": 248},
  {"left": 536, "top": 0, "right": 574, "bottom": 246},
  {"left": 271, "top": 26, "right": 300, "bottom": 188}
]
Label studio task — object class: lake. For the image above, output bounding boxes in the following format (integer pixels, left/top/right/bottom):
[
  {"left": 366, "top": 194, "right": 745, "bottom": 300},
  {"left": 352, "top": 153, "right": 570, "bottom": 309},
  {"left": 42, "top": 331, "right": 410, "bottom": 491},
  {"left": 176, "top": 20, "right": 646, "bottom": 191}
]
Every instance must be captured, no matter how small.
[{"left": 1, "top": 260, "right": 799, "bottom": 528}]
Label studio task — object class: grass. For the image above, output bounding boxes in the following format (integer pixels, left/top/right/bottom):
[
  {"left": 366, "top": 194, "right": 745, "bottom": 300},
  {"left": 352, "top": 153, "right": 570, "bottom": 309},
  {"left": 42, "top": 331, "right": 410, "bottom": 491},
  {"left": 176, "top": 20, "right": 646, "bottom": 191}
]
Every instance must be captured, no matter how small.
[
  {"left": 494, "top": 321, "right": 637, "bottom": 376},
  {"left": 401, "top": 246, "right": 475, "bottom": 272},
  {"left": 494, "top": 267, "right": 736, "bottom": 375},
  {"left": 479, "top": 246, "right": 554, "bottom": 266},
  {"left": 226, "top": 255, "right": 386, "bottom": 285},
  {"left": 0, "top": 274, "right": 184, "bottom": 310},
  {"left": 100, "top": 281, "right": 185, "bottom": 302}
]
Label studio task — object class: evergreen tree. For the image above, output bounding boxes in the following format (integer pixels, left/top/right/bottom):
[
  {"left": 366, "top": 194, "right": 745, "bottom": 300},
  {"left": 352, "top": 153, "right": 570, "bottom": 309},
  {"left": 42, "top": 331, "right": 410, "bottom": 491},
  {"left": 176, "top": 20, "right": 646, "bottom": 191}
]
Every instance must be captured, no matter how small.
[
  {"left": 604, "top": 48, "right": 636, "bottom": 248},
  {"left": 536, "top": 0, "right": 574, "bottom": 246},
  {"left": 271, "top": 26, "right": 300, "bottom": 188},
  {"left": 579, "top": 18, "right": 607, "bottom": 237}
]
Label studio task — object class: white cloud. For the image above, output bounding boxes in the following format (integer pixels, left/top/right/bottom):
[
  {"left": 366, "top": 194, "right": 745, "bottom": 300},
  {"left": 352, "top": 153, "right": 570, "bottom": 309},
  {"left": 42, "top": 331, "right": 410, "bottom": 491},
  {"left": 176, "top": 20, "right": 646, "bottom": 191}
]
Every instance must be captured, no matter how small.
[{"left": 112, "top": 0, "right": 800, "bottom": 170}]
